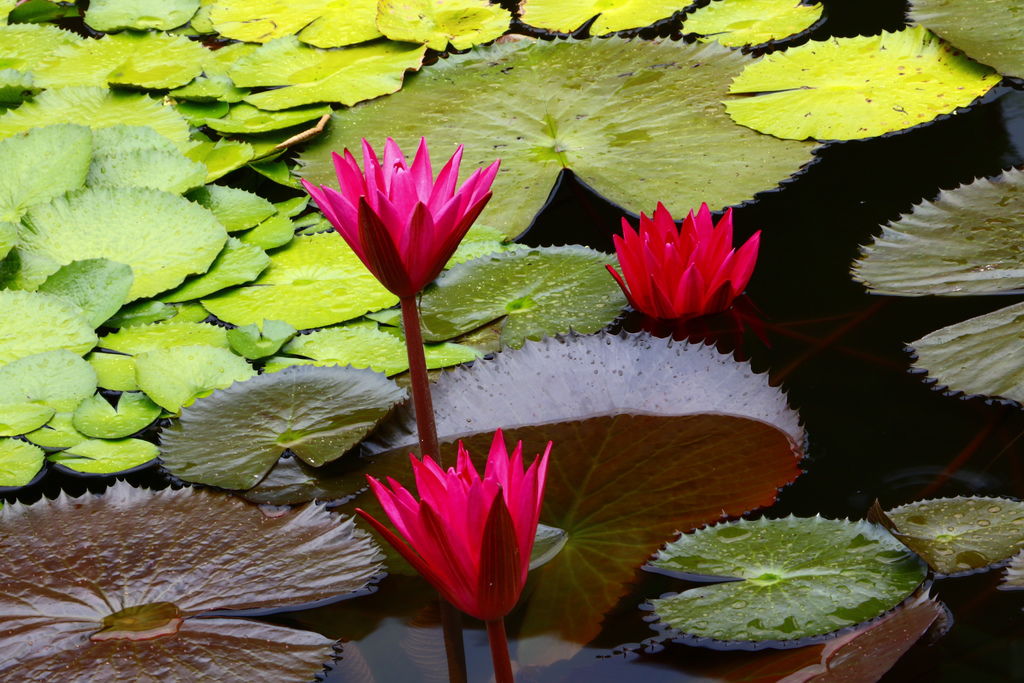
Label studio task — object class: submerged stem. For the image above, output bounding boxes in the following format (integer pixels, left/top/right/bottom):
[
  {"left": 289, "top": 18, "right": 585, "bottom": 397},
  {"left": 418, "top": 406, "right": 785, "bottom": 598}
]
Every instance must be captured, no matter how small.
[{"left": 486, "top": 619, "right": 514, "bottom": 683}]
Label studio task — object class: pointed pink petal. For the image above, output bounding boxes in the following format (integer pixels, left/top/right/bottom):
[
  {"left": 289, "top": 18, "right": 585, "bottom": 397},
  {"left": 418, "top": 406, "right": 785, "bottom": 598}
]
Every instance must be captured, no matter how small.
[
  {"left": 474, "top": 494, "right": 523, "bottom": 621},
  {"left": 358, "top": 197, "right": 415, "bottom": 296}
]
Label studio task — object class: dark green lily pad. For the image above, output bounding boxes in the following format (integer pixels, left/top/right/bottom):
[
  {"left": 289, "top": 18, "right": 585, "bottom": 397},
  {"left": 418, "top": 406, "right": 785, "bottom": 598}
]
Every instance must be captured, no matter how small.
[
  {"left": 72, "top": 393, "right": 162, "bottom": 440},
  {"left": 855, "top": 169, "right": 1024, "bottom": 296},
  {"left": 0, "top": 438, "right": 44, "bottom": 489},
  {"left": 301, "top": 37, "right": 816, "bottom": 238},
  {"left": 85, "top": 0, "right": 200, "bottom": 31},
  {"left": 0, "top": 124, "right": 91, "bottom": 224},
  {"left": 647, "top": 516, "right": 926, "bottom": 644},
  {"left": 418, "top": 246, "right": 625, "bottom": 348},
  {"left": 37, "top": 259, "right": 134, "bottom": 328},
  {"left": 160, "top": 365, "right": 405, "bottom": 489},
  {"left": 134, "top": 345, "right": 255, "bottom": 413},
  {"left": 48, "top": 437, "right": 159, "bottom": 476},
  {"left": 0, "top": 483, "right": 381, "bottom": 682},
  {"left": 158, "top": 238, "right": 269, "bottom": 303},
  {"left": 911, "top": 0, "right": 1024, "bottom": 78},
  {"left": 205, "top": 102, "right": 332, "bottom": 134},
  {"left": 187, "top": 185, "right": 276, "bottom": 233},
  {"left": 225, "top": 320, "right": 296, "bottom": 360},
  {"left": 0, "top": 290, "right": 96, "bottom": 367},
  {"left": 871, "top": 496, "right": 1024, "bottom": 576}
]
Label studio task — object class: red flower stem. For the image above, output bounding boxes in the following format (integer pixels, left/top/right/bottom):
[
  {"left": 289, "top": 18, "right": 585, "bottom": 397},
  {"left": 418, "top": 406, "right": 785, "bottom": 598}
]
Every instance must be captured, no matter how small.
[
  {"left": 486, "top": 619, "right": 514, "bottom": 683},
  {"left": 399, "top": 295, "right": 467, "bottom": 683}
]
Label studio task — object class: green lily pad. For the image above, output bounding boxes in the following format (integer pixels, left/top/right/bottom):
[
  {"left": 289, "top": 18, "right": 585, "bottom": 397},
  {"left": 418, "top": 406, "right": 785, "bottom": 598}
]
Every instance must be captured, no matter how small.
[
  {"left": 185, "top": 138, "right": 255, "bottom": 182},
  {"left": 104, "top": 300, "right": 209, "bottom": 329},
  {"left": 418, "top": 246, "right": 626, "bottom": 348},
  {"left": 725, "top": 26, "right": 1000, "bottom": 141},
  {"left": 174, "top": 99, "right": 230, "bottom": 126},
  {"left": 911, "top": 0, "right": 1024, "bottom": 79},
  {"left": 226, "top": 320, "right": 296, "bottom": 359},
  {"left": 854, "top": 169, "right": 1024, "bottom": 296},
  {"left": 134, "top": 344, "right": 255, "bottom": 413},
  {"left": 275, "top": 319, "right": 482, "bottom": 375},
  {"left": 7, "top": 0, "right": 80, "bottom": 23},
  {"left": 229, "top": 36, "right": 426, "bottom": 111},
  {"left": 248, "top": 159, "right": 301, "bottom": 190},
  {"left": 446, "top": 223, "right": 520, "bottom": 266},
  {"left": 158, "top": 238, "right": 269, "bottom": 303},
  {"left": 72, "top": 393, "right": 162, "bottom": 439},
  {"left": 0, "top": 351, "right": 97, "bottom": 426},
  {"left": 0, "top": 438, "right": 44, "bottom": 488},
  {"left": 48, "top": 437, "right": 158, "bottom": 475},
  {"left": 647, "top": 516, "right": 926, "bottom": 644},
  {"left": 377, "top": 0, "right": 510, "bottom": 50},
  {"left": 0, "top": 23, "right": 81, "bottom": 73},
  {"left": 0, "top": 290, "right": 96, "bottom": 367},
  {"left": 100, "top": 321, "right": 230, "bottom": 355},
  {"left": 24, "top": 412, "right": 87, "bottom": 449},
  {"left": 296, "top": 0, "right": 381, "bottom": 48},
  {"left": 301, "top": 38, "right": 815, "bottom": 238},
  {"left": 87, "top": 126, "right": 208, "bottom": 194},
  {"left": 87, "top": 352, "right": 138, "bottom": 391},
  {"left": 85, "top": 0, "right": 200, "bottom": 31},
  {"left": 0, "top": 221, "right": 14, "bottom": 261},
  {"left": 238, "top": 212, "right": 296, "bottom": 249},
  {"left": 0, "top": 124, "right": 91, "bottom": 222},
  {"left": 205, "top": 102, "right": 332, "bottom": 134},
  {"left": 871, "top": 497, "right": 1024, "bottom": 576},
  {"left": 201, "top": 233, "right": 397, "bottom": 329},
  {"left": 517, "top": 0, "right": 685, "bottom": 35},
  {"left": 209, "top": 0, "right": 380, "bottom": 47},
  {"left": 0, "top": 86, "right": 192, "bottom": 151},
  {"left": 37, "top": 259, "right": 134, "bottom": 328},
  {"left": 0, "top": 68, "right": 36, "bottom": 105},
  {"left": 160, "top": 365, "right": 405, "bottom": 489},
  {"left": 0, "top": 403, "right": 54, "bottom": 438},
  {"left": 683, "top": 0, "right": 824, "bottom": 48},
  {"left": 18, "top": 186, "right": 227, "bottom": 300},
  {"left": 169, "top": 74, "right": 249, "bottom": 103},
  {"left": 187, "top": 185, "right": 276, "bottom": 233},
  {"left": 35, "top": 32, "right": 208, "bottom": 90}
]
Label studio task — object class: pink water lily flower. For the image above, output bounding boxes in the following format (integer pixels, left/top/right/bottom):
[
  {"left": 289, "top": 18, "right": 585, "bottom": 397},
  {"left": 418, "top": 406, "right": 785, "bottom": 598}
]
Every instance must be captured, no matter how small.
[
  {"left": 356, "top": 430, "right": 550, "bottom": 622},
  {"left": 608, "top": 202, "right": 761, "bottom": 321},
  {"left": 301, "top": 138, "right": 500, "bottom": 298}
]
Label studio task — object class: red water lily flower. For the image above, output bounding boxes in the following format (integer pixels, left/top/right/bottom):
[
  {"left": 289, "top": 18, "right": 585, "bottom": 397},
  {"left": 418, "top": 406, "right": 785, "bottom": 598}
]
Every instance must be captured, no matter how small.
[
  {"left": 356, "top": 430, "right": 550, "bottom": 622},
  {"left": 607, "top": 202, "right": 760, "bottom": 320},
  {"left": 301, "top": 138, "right": 500, "bottom": 298}
]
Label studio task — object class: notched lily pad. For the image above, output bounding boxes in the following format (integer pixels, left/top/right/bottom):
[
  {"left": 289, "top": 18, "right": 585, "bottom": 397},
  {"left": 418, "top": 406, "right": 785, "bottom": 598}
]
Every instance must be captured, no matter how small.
[
  {"left": 377, "top": 0, "right": 510, "bottom": 50},
  {"left": 134, "top": 345, "right": 255, "bottom": 413},
  {"left": 225, "top": 320, "right": 296, "bottom": 360},
  {"left": 0, "top": 350, "right": 97, "bottom": 436},
  {"left": 85, "top": 0, "right": 201, "bottom": 31},
  {"left": 0, "top": 483, "right": 383, "bottom": 682},
  {"left": 187, "top": 184, "right": 276, "bottom": 233},
  {"left": 647, "top": 516, "right": 927, "bottom": 645},
  {"left": 72, "top": 393, "right": 162, "bottom": 440},
  {"left": 683, "top": 0, "right": 824, "bottom": 48},
  {"left": 0, "top": 123, "right": 91, "bottom": 223},
  {"left": 0, "top": 290, "right": 97, "bottom": 367},
  {"left": 870, "top": 496, "right": 1024, "bottom": 576},
  {"left": 37, "top": 259, "right": 134, "bottom": 328},
  {"left": 911, "top": 0, "right": 1024, "bottom": 79},
  {"left": 159, "top": 238, "right": 270, "bottom": 303},
  {"left": 48, "top": 437, "right": 159, "bottom": 476},
  {"left": 0, "top": 438, "right": 44, "bottom": 489},
  {"left": 517, "top": 0, "right": 684, "bottom": 35}
]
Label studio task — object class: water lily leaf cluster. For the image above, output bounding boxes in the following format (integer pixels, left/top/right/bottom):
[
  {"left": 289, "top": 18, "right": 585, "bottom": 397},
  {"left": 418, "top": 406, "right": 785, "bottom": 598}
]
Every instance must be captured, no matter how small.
[
  {"left": 0, "top": 483, "right": 383, "bottom": 682},
  {"left": 910, "top": 0, "right": 1024, "bottom": 79},
  {"left": 682, "top": 0, "right": 825, "bottom": 48},
  {"left": 517, "top": 0, "right": 685, "bottom": 35}
]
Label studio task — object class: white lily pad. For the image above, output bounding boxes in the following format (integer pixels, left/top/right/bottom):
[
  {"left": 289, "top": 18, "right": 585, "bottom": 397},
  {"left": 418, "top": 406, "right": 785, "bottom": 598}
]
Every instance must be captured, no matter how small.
[
  {"left": 517, "top": 0, "right": 685, "bottom": 35},
  {"left": 72, "top": 393, "right": 162, "bottom": 440},
  {"left": 134, "top": 345, "right": 255, "bottom": 412},
  {"left": 683, "top": 0, "right": 824, "bottom": 48},
  {"left": 0, "top": 124, "right": 91, "bottom": 223},
  {"left": 0, "top": 290, "right": 96, "bottom": 367},
  {"left": 200, "top": 233, "right": 397, "bottom": 329},
  {"left": 0, "top": 438, "right": 44, "bottom": 489},
  {"left": 48, "top": 437, "right": 159, "bottom": 476},
  {"left": 911, "top": 0, "right": 1024, "bottom": 79},
  {"left": 37, "top": 259, "right": 134, "bottom": 328},
  {"left": 85, "top": 0, "right": 200, "bottom": 31},
  {"left": 158, "top": 238, "right": 269, "bottom": 303},
  {"left": 377, "top": 0, "right": 510, "bottom": 50}
]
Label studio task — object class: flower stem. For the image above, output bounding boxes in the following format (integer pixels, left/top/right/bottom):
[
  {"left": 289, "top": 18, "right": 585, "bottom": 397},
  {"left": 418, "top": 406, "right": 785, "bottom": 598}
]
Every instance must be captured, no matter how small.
[
  {"left": 399, "top": 295, "right": 466, "bottom": 683},
  {"left": 486, "top": 619, "right": 514, "bottom": 683}
]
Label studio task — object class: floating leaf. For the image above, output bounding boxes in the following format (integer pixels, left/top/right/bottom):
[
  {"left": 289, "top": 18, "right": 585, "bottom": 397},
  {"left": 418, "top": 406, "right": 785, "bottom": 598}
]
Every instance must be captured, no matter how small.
[
  {"left": 170, "top": 73, "right": 249, "bottom": 103},
  {"left": 0, "top": 403, "right": 53, "bottom": 438},
  {"left": 19, "top": 186, "right": 227, "bottom": 300},
  {"left": 104, "top": 300, "right": 208, "bottom": 329},
  {"left": 725, "top": 27, "right": 1000, "bottom": 141},
  {"left": 911, "top": 0, "right": 1024, "bottom": 79},
  {"left": 0, "top": 23, "right": 81, "bottom": 73},
  {"left": 517, "top": 0, "right": 684, "bottom": 35},
  {"left": 276, "top": 320, "right": 481, "bottom": 376},
  {"left": 100, "top": 321, "right": 230, "bottom": 355},
  {"left": 134, "top": 345, "right": 255, "bottom": 413},
  {"left": 210, "top": 0, "right": 380, "bottom": 47},
  {"left": 871, "top": 496, "right": 1024, "bottom": 576},
  {"left": 230, "top": 37, "right": 426, "bottom": 111},
  {"left": 24, "top": 412, "right": 87, "bottom": 450},
  {"left": 418, "top": 246, "right": 626, "bottom": 348},
  {"left": 0, "top": 350, "right": 97, "bottom": 433},
  {"left": 159, "top": 239, "right": 269, "bottom": 304},
  {"left": 37, "top": 259, "right": 134, "bottom": 328},
  {"left": 187, "top": 184, "right": 276, "bottom": 233},
  {"left": 226, "top": 320, "right": 296, "bottom": 359},
  {"left": 446, "top": 223, "right": 519, "bottom": 266},
  {"left": 0, "top": 291, "right": 96, "bottom": 367},
  {"left": 87, "top": 126, "right": 208, "bottom": 194},
  {"left": 201, "top": 233, "right": 397, "bottom": 329},
  {"left": 72, "top": 393, "right": 162, "bottom": 439},
  {"left": 0, "top": 124, "right": 91, "bottom": 222},
  {"left": 683, "top": 0, "right": 824, "bottom": 48},
  {"left": 48, "top": 437, "right": 158, "bottom": 475},
  {"left": 0, "top": 483, "right": 382, "bottom": 682},
  {"left": 185, "top": 138, "right": 255, "bottom": 182},
  {"left": 854, "top": 169, "right": 1024, "bottom": 296},
  {"left": 87, "top": 352, "right": 138, "bottom": 392},
  {"left": 301, "top": 38, "right": 815, "bottom": 238},
  {"left": 248, "top": 159, "right": 301, "bottom": 190},
  {"left": 85, "top": 0, "right": 201, "bottom": 31},
  {"left": 0, "top": 438, "right": 44, "bottom": 489},
  {"left": 205, "top": 102, "right": 332, "bottom": 134},
  {"left": 377, "top": 0, "right": 510, "bottom": 50},
  {"left": 297, "top": 0, "right": 380, "bottom": 48},
  {"left": 238, "top": 212, "right": 296, "bottom": 249},
  {"left": 648, "top": 516, "right": 926, "bottom": 644},
  {"left": 161, "top": 365, "right": 405, "bottom": 489}
]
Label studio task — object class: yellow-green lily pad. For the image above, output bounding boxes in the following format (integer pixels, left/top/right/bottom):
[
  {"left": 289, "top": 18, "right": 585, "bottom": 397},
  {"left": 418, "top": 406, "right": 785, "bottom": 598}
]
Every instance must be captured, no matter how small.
[
  {"left": 0, "top": 438, "right": 44, "bottom": 489},
  {"left": 377, "top": 0, "right": 510, "bottom": 51},
  {"left": 72, "top": 392, "right": 162, "bottom": 439},
  {"left": 48, "top": 437, "right": 159, "bottom": 475},
  {"left": 0, "top": 290, "right": 96, "bottom": 367},
  {"left": 0, "top": 124, "right": 91, "bottom": 223},
  {"left": 37, "top": 259, "right": 134, "bottom": 328},
  {"left": 134, "top": 344, "right": 255, "bottom": 413},
  {"left": 205, "top": 102, "right": 331, "bottom": 134},
  {"left": 158, "top": 238, "right": 270, "bottom": 303},
  {"left": 683, "top": 0, "right": 824, "bottom": 48},
  {"left": 85, "top": 0, "right": 201, "bottom": 31},
  {"left": 517, "top": 0, "right": 684, "bottom": 35}
]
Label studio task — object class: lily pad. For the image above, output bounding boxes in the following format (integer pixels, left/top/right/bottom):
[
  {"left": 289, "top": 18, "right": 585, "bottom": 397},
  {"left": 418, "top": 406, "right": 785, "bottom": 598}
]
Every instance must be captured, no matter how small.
[
  {"left": 229, "top": 37, "right": 427, "bottom": 111},
  {"left": 418, "top": 246, "right": 626, "bottom": 348},
  {"left": 0, "top": 124, "right": 91, "bottom": 222},
  {"left": 0, "top": 290, "right": 96, "bottom": 366},
  {"left": 911, "top": 0, "right": 1024, "bottom": 78},
  {"left": 0, "top": 350, "right": 97, "bottom": 432},
  {"left": 683, "top": 0, "right": 824, "bottom": 48},
  {"left": 275, "top": 320, "right": 482, "bottom": 376},
  {"left": 871, "top": 497, "right": 1024, "bottom": 576},
  {"left": 100, "top": 321, "right": 230, "bottom": 355},
  {"left": 296, "top": 0, "right": 381, "bottom": 48},
  {"left": 87, "top": 352, "right": 138, "bottom": 392},
  {"left": 170, "top": 74, "right": 249, "bottom": 103},
  {"left": 377, "top": 0, "right": 510, "bottom": 50},
  {"left": 18, "top": 186, "right": 227, "bottom": 300},
  {"left": 725, "top": 26, "right": 1000, "bottom": 141},
  {"left": 210, "top": 0, "right": 381, "bottom": 47},
  {"left": 0, "top": 23, "right": 81, "bottom": 69},
  {"left": 37, "top": 259, "right": 134, "bottom": 328},
  {"left": 647, "top": 516, "right": 926, "bottom": 644},
  {"left": 0, "top": 483, "right": 382, "bottom": 682},
  {"left": 0, "top": 403, "right": 54, "bottom": 438},
  {"left": 48, "top": 437, "right": 159, "bottom": 476},
  {"left": 0, "top": 438, "right": 44, "bottom": 489},
  {"left": 205, "top": 102, "right": 332, "bottom": 134},
  {"left": 72, "top": 393, "right": 162, "bottom": 439},
  {"left": 238, "top": 212, "right": 296, "bottom": 249},
  {"left": 104, "top": 301, "right": 210, "bottom": 329},
  {"left": 161, "top": 365, "right": 405, "bottom": 489},
  {"left": 87, "top": 139, "right": 208, "bottom": 195},
  {"left": 854, "top": 169, "right": 1024, "bottom": 296},
  {"left": 24, "top": 412, "right": 87, "bottom": 450},
  {"left": 301, "top": 38, "right": 816, "bottom": 238},
  {"left": 517, "top": 0, "right": 684, "bottom": 35},
  {"left": 134, "top": 345, "right": 255, "bottom": 413},
  {"left": 185, "top": 138, "right": 256, "bottom": 183},
  {"left": 200, "top": 233, "right": 397, "bottom": 329},
  {"left": 160, "top": 239, "right": 269, "bottom": 304},
  {"left": 187, "top": 185, "right": 276, "bottom": 233},
  {"left": 85, "top": 0, "right": 201, "bottom": 31},
  {"left": 225, "top": 319, "right": 296, "bottom": 359}
]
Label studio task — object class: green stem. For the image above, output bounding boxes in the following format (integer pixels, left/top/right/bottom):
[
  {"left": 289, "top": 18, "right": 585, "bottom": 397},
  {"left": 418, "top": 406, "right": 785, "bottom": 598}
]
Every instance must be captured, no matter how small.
[
  {"left": 399, "top": 295, "right": 466, "bottom": 683},
  {"left": 486, "top": 619, "right": 514, "bottom": 683}
]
